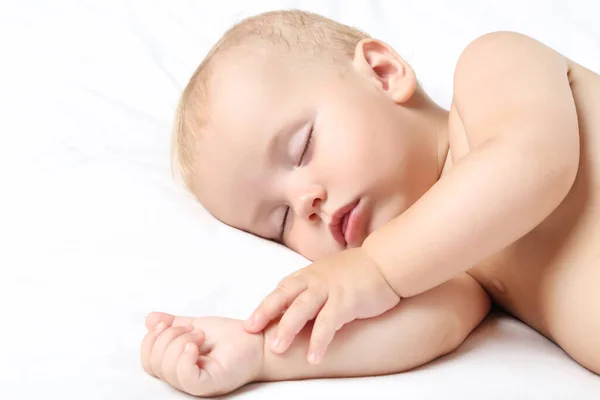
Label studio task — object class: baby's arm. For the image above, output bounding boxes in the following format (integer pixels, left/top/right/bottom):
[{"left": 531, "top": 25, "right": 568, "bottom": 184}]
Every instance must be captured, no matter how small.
[
  {"left": 258, "top": 273, "right": 489, "bottom": 381},
  {"left": 141, "top": 274, "right": 489, "bottom": 396},
  {"left": 364, "top": 31, "right": 580, "bottom": 297}
]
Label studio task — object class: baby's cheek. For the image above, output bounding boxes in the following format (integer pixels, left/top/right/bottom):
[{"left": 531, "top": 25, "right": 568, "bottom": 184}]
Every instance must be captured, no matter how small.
[{"left": 286, "top": 223, "right": 339, "bottom": 262}]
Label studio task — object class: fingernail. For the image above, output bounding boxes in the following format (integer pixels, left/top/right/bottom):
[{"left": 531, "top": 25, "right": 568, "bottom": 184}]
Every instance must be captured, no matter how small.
[
  {"left": 308, "top": 353, "right": 320, "bottom": 364},
  {"left": 271, "top": 337, "right": 281, "bottom": 351},
  {"left": 154, "top": 321, "right": 166, "bottom": 332},
  {"left": 247, "top": 314, "right": 256, "bottom": 326},
  {"left": 184, "top": 343, "right": 194, "bottom": 353}
]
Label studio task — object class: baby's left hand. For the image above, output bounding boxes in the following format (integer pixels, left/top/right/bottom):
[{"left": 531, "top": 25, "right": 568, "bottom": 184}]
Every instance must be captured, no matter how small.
[{"left": 244, "top": 247, "right": 400, "bottom": 364}]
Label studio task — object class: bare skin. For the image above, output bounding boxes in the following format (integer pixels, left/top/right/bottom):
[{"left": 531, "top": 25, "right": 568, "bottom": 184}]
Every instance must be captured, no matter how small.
[
  {"left": 465, "top": 58, "right": 600, "bottom": 373},
  {"left": 141, "top": 275, "right": 489, "bottom": 397},
  {"left": 246, "top": 32, "right": 600, "bottom": 374},
  {"left": 141, "top": 24, "right": 600, "bottom": 396}
]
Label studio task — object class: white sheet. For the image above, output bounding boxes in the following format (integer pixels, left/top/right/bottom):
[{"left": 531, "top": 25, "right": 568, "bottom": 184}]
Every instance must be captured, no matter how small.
[{"left": 2, "top": 0, "right": 600, "bottom": 398}]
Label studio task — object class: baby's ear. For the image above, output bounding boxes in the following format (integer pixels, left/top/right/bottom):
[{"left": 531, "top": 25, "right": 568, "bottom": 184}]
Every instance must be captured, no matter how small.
[{"left": 352, "top": 38, "right": 417, "bottom": 104}]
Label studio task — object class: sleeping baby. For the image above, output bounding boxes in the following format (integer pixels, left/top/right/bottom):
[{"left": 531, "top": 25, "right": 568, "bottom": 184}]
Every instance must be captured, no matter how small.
[{"left": 140, "top": 10, "right": 600, "bottom": 396}]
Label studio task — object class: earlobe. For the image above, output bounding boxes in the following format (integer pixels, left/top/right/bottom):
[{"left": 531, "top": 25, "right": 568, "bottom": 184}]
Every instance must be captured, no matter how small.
[{"left": 352, "top": 38, "right": 417, "bottom": 104}]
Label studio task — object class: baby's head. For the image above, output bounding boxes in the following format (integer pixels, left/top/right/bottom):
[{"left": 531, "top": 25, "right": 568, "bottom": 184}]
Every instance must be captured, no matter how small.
[{"left": 173, "top": 10, "right": 448, "bottom": 261}]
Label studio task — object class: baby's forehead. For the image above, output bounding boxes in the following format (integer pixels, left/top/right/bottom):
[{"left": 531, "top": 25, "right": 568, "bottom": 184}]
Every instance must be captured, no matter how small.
[
  {"left": 211, "top": 50, "right": 297, "bottom": 92},
  {"left": 207, "top": 62, "right": 301, "bottom": 134}
]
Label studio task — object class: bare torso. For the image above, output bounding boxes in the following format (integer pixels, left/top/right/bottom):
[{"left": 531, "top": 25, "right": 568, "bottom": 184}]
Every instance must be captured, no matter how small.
[{"left": 448, "top": 57, "right": 600, "bottom": 369}]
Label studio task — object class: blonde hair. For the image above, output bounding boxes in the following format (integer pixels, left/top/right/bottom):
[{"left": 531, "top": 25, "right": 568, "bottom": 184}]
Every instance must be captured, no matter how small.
[{"left": 171, "top": 9, "right": 370, "bottom": 195}]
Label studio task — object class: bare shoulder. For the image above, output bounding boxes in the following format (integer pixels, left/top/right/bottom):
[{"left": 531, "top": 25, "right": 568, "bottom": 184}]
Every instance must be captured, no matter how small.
[
  {"left": 454, "top": 31, "right": 568, "bottom": 86},
  {"left": 451, "top": 31, "right": 576, "bottom": 149},
  {"left": 458, "top": 30, "right": 565, "bottom": 59}
]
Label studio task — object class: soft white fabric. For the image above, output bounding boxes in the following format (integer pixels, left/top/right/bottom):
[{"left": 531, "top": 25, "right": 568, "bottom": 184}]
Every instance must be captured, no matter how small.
[{"left": 2, "top": 0, "right": 600, "bottom": 398}]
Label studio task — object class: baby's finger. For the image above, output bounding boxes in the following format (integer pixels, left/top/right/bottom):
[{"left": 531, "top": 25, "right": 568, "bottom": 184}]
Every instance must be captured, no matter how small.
[
  {"left": 171, "top": 315, "right": 198, "bottom": 328},
  {"left": 141, "top": 321, "right": 169, "bottom": 376},
  {"left": 145, "top": 312, "right": 175, "bottom": 331},
  {"left": 177, "top": 343, "right": 217, "bottom": 397},
  {"left": 271, "top": 289, "right": 327, "bottom": 354},
  {"left": 162, "top": 329, "right": 206, "bottom": 389},
  {"left": 245, "top": 277, "right": 308, "bottom": 333},
  {"left": 146, "top": 312, "right": 197, "bottom": 331},
  {"left": 307, "top": 300, "right": 345, "bottom": 365},
  {"left": 150, "top": 326, "right": 193, "bottom": 380}
]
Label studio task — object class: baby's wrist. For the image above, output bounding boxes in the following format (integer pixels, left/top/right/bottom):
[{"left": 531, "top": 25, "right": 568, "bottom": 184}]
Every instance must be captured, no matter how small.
[
  {"left": 255, "top": 319, "right": 313, "bottom": 382},
  {"left": 359, "top": 244, "right": 401, "bottom": 297},
  {"left": 255, "top": 322, "right": 277, "bottom": 382}
]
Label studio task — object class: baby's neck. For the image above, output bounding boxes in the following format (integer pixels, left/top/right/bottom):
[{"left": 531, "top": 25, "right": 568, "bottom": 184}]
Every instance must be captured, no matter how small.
[{"left": 410, "top": 90, "right": 450, "bottom": 179}]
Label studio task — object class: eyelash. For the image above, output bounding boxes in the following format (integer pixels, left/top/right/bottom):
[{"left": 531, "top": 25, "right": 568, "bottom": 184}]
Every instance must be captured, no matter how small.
[
  {"left": 280, "top": 125, "right": 315, "bottom": 239},
  {"left": 297, "top": 125, "right": 314, "bottom": 166}
]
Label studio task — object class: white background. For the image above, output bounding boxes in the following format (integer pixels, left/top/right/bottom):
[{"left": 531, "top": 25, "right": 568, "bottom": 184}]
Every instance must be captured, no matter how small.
[{"left": 1, "top": 1, "right": 600, "bottom": 398}]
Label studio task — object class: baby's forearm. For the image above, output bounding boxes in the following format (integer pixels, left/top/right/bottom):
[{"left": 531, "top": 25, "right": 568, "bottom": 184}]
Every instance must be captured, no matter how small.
[
  {"left": 363, "top": 36, "right": 579, "bottom": 298},
  {"left": 256, "top": 273, "right": 489, "bottom": 382},
  {"left": 364, "top": 137, "right": 577, "bottom": 298}
]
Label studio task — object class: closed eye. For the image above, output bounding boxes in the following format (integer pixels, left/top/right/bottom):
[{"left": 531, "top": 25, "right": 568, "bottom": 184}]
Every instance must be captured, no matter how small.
[
  {"left": 297, "top": 125, "right": 314, "bottom": 166},
  {"left": 279, "top": 206, "right": 290, "bottom": 241},
  {"left": 281, "top": 124, "right": 314, "bottom": 241}
]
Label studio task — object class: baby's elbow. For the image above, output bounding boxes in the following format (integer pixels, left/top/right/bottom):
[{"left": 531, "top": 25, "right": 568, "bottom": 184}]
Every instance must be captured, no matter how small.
[
  {"left": 435, "top": 275, "right": 491, "bottom": 355},
  {"left": 434, "top": 313, "right": 474, "bottom": 358}
]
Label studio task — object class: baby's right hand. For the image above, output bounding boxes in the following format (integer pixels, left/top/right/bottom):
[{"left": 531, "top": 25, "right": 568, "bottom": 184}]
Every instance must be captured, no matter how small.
[{"left": 140, "top": 312, "right": 265, "bottom": 397}]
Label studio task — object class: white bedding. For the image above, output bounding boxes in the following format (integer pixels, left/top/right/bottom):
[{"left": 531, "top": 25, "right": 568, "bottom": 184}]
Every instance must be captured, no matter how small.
[{"left": 2, "top": 0, "right": 600, "bottom": 398}]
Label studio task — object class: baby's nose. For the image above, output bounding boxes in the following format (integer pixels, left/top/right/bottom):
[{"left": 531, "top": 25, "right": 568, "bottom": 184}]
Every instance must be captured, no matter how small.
[{"left": 293, "top": 185, "right": 326, "bottom": 222}]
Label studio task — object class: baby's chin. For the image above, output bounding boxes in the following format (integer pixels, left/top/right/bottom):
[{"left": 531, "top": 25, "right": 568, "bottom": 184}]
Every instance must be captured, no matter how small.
[{"left": 288, "top": 235, "right": 342, "bottom": 262}]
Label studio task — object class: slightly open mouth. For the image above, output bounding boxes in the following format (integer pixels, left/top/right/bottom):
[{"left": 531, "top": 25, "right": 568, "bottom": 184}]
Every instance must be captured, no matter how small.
[
  {"left": 341, "top": 209, "right": 352, "bottom": 239},
  {"left": 329, "top": 199, "right": 360, "bottom": 247}
]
